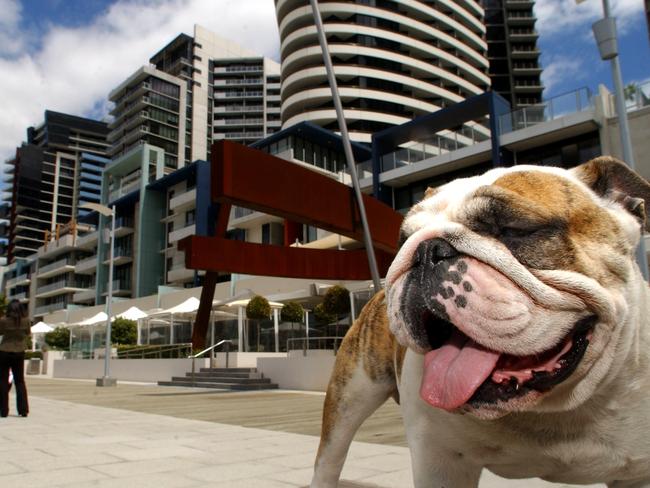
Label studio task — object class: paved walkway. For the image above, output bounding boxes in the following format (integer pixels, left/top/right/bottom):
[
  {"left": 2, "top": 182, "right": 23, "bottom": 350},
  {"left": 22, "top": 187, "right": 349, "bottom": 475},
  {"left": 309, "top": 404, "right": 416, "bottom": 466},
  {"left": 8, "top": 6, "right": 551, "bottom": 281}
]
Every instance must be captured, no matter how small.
[{"left": 0, "top": 384, "right": 604, "bottom": 487}]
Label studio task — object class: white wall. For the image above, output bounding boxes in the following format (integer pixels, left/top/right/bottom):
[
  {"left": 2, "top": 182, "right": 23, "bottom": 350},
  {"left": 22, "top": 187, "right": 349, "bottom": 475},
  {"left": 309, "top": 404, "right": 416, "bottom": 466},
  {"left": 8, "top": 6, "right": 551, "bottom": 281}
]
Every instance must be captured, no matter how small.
[
  {"left": 52, "top": 358, "right": 207, "bottom": 383},
  {"left": 257, "top": 353, "right": 335, "bottom": 392}
]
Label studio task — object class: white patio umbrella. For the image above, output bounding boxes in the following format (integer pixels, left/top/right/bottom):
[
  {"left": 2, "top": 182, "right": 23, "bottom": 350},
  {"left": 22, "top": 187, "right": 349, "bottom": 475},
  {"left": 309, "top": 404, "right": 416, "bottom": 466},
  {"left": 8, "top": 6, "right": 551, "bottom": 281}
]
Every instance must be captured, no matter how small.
[
  {"left": 30, "top": 321, "right": 54, "bottom": 352},
  {"left": 31, "top": 321, "right": 54, "bottom": 333},
  {"left": 113, "top": 306, "right": 148, "bottom": 321},
  {"left": 74, "top": 312, "right": 108, "bottom": 326}
]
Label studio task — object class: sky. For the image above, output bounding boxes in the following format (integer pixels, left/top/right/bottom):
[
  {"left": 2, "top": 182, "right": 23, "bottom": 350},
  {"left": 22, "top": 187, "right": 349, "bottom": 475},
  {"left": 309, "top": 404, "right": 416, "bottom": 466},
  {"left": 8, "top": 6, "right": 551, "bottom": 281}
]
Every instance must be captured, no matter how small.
[{"left": 0, "top": 0, "right": 648, "bottom": 169}]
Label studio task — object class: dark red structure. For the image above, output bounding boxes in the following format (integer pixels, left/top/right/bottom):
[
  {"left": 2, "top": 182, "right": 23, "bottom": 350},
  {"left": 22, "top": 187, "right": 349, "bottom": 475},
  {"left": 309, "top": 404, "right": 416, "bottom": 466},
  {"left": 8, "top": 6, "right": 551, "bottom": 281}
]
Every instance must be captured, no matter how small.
[{"left": 179, "top": 141, "right": 403, "bottom": 348}]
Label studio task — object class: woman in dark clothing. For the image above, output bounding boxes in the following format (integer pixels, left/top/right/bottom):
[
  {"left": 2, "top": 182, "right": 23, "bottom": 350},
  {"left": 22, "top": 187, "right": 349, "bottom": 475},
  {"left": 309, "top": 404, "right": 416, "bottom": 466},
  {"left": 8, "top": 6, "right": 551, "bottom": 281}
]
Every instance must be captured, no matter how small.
[{"left": 0, "top": 299, "right": 30, "bottom": 417}]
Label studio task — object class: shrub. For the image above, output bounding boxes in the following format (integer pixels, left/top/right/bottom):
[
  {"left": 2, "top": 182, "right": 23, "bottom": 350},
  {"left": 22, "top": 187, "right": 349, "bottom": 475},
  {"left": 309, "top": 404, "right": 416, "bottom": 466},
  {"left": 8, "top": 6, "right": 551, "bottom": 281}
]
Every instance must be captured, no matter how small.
[
  {"left": 0, "top": 294, "right": 7, "bottom": 317},
  {"left": 111, "top": 318, "right": 137, "bottom": 345},
  {"left": 246, "top": 295, "right": 271, "bottom": 320},
  {"left": 281, "top": 301, "right": 303, "bottom": 323},
  {"left": 45, "top": 327, "right": 70, "bottom": 350},
  {"left": 323, "top": 285, "right": 350, "bottom": 316},
  {"left": 24, "top": 351, "right": 43, "bottom": 360},
  {"left": 313, "top": 303, "right": 335, "bottom": 325}
]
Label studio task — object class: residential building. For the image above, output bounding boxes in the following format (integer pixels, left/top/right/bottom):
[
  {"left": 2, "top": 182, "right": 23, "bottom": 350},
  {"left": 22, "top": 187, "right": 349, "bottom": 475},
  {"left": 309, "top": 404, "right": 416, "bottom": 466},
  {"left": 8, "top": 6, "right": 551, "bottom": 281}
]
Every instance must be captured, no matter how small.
[
  {"left": 481, "top": 0, "right": 544, "bottom": 108},
  {"left": 0, "top": 111, "right": 109, "bottom": 264},
  {"left": 275, "top": 0, "right": 491, "bottom": 143}
]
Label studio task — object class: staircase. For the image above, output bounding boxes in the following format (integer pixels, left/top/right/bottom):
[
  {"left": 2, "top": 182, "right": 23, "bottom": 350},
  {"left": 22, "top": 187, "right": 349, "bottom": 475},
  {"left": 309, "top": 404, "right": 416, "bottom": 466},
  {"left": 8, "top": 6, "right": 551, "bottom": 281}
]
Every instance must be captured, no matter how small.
[{"left": 158, "top": 367, "right": 279, "bottom": 391}]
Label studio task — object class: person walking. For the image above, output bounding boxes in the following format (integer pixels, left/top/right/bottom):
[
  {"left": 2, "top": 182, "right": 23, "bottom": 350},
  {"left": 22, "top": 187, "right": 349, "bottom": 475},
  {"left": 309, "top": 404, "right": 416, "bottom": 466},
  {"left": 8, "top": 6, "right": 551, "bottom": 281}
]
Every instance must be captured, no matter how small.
[{"left": 0, "top": 300, "right": 30, "bottom": 417}]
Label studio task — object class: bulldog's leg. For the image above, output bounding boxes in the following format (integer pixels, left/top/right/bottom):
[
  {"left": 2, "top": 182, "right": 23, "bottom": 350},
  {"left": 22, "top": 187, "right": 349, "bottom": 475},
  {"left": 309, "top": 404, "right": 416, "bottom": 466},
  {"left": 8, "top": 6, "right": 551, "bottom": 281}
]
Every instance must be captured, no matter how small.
[
  {"left": 400, "top": 350, "right": 482, "bottom": 488},
  {"left": 311, "top": 291, "right": 400, "bottom": 488}
]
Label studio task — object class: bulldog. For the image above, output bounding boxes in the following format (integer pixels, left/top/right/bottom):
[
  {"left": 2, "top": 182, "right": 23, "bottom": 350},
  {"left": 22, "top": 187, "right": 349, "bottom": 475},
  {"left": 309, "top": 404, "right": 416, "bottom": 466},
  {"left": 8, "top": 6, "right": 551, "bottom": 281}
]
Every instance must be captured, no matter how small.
[{"left": 311, "top": 157, "right": 650, "bottom": 488}]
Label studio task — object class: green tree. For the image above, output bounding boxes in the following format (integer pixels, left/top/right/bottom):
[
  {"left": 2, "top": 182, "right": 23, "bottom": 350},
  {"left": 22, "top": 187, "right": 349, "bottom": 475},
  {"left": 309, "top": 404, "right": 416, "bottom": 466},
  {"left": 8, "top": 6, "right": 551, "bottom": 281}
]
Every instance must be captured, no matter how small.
[
  {"left": 45, "top": 327, "right": 70, "bottom": 350},
  {"left": 246, "top": 295, "right": 271, "bottom": 320},
  {"left": 246, "top": 295, "right": 271, "bottom": 352},
  {"left": 280, "top": 301, "right": 303, "bottom": 323},
  {"left": 111, "top": 318, "right": 137, "bottom": 345},
  {"left": 322, "top": 285, "right": 350, "bottom": 338},
  {"left": 313, "top": 303, "right": 335, "bottom": 325}
]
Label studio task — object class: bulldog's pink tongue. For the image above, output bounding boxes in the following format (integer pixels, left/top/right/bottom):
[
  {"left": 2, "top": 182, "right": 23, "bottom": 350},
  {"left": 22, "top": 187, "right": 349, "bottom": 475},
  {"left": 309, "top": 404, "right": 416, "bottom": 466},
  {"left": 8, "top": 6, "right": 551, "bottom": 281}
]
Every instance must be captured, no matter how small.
[{"left": 420, "top": 330, "right": 501, "bottom": 411}]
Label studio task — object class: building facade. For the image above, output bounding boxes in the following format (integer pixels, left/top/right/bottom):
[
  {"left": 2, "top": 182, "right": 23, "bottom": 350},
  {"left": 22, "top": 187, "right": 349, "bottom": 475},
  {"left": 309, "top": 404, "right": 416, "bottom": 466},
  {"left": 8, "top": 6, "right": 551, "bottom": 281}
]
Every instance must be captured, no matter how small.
[
  {"left": 275, "top": 0, "right": 491, "bottom": 143},
  {"left": 481, "top": 0, "right": 544, "bottom": 108},
  {"left": 0, "top": 111, "right": 109, "bottom": 263}
]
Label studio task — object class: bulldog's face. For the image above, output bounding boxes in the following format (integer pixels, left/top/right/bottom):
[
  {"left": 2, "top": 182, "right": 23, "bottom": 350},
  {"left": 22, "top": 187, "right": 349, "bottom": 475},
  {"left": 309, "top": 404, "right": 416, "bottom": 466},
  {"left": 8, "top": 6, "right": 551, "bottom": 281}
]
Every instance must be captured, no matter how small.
[{"left": 386, "top": 157, "right": 649, "bottom": 418}]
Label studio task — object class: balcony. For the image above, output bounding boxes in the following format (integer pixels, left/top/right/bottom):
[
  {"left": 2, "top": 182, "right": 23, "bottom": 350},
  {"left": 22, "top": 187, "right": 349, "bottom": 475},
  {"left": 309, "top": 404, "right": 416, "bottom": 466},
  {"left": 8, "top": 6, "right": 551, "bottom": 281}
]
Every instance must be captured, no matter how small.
[
  {"left": 38, "top": 233, "right": 76, "bottom": 258},
  {"left": 76, "top": 231, "right": 98, "bottom": 250},
  {"left": 102, "top": 279, "right": 132, "bottom": 297},
  {"left": 73, "top": 288, "right": 96, "bottom": 303},
  {"left": 75, "top": 256, "right": 98, "bottom": 274},
  {"left": 35, "top": 279, "right": 85, "bottom": 298},
  {"left": 34, "top": 302, "right": 67, "bottom": 317},
  {"left": 168, "top": 224, "right": 196, "bottom": 244},
  {"left": 113, "top": 216, "right": 135, "bottom": 238},
  {"left": 8, "top": 291, "right": 28, "bottom": 303},
  {"left": 103, "top": 247, "right": 133, "bottom": 266},
  {"left": 38, "top": 257, "right": 75, "bottom": 279},
  {"left": 167, "top": 264, "right": 194, "bottom": 283},
  {"left": 6, "top": 273, "right": 30, "bottom": 288},
  {"left": 169, "top": 189, "right": 196, "bottom": 212}
]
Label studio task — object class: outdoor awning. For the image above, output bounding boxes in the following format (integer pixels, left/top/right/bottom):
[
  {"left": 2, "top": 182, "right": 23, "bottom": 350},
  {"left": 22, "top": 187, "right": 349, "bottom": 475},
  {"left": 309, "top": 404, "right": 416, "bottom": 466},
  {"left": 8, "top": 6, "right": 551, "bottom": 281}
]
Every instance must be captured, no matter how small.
[
  {"left": 71, "top": 312, "right": 108, "bottom": 326},
  {"left": 31, "top": 321, "right": 54, "bottom": 333},
  {"left": 149, "top": 297, "right": 200, "bottom": 316},
  {"left": 113, "top": 306, "right": 148, "bottom": 321}
]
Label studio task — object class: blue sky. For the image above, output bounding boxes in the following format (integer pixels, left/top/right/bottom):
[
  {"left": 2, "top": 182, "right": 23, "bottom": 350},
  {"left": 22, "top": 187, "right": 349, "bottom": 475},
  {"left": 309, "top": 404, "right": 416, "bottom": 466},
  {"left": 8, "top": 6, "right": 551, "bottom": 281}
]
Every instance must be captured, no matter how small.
[
  {"left": 535, "top": 0, "right": 650, "bottom": 98},
  {"left": 0, "top": 0, "right": 648, "bottom": 165}
]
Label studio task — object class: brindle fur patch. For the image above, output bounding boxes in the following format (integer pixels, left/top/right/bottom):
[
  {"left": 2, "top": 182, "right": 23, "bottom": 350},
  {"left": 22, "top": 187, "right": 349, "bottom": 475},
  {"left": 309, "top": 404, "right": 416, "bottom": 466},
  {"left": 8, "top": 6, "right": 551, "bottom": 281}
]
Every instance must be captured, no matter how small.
[
  {"left": 469, "top": 171, "right": 629, "bottom": 284},
  {"left": 318, "top": 290, "right": 402, "bottom": 452}
]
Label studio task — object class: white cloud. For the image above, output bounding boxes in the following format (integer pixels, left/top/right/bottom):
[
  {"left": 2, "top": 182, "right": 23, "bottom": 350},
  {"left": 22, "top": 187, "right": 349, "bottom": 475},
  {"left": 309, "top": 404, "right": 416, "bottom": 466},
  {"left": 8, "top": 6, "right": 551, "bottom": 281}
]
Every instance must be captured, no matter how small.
[
  {"left": 0, "top": 0, "right": 280, "bottom": 164},
  {"left": 541, "top": 56, "right": 587, "bottom": 93},
  {"left": 0, "top": 0, "right": 25, "bottom": 56},
  {"left": 535, "top": 0, "right": 644, "bottom": 37}
]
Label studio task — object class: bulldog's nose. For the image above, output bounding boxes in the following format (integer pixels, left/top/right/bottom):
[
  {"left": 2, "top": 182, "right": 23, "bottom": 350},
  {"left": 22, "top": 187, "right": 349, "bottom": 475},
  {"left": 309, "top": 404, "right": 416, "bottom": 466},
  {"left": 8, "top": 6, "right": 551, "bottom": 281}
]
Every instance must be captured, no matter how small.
[{"left": 415, "top": 238, "right": 459, "bottom": 266}]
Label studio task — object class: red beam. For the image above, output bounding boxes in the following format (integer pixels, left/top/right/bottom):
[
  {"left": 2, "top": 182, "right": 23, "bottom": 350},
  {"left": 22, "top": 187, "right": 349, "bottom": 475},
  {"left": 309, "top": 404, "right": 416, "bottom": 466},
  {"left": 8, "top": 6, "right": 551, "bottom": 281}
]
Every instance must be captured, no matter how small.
[
  {"left": 180, "top": 236, "right": 395, "bottom": 280},
  {"left": 211, "top": 141, "right": 402, "bottom": 253}
]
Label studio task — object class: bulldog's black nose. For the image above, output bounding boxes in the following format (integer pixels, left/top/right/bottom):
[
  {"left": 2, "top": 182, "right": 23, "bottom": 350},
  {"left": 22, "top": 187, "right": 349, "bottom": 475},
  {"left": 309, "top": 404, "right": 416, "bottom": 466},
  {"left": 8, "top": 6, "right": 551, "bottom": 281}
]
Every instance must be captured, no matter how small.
[{"left": 415, "top": 238, "right": 459, "bottom": 266}]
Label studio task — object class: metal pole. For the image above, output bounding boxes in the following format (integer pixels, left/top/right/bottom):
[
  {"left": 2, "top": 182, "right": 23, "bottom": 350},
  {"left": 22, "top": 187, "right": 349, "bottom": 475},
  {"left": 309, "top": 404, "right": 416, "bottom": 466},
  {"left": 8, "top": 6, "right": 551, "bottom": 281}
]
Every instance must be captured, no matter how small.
[
  {"left": 100, "top": 206, "right": 116, "bottom": 385},
  {"left": 599, "top": 0, "right": 648, "bottom": 280},
  {"left": 309, "top": 0, "right": 382, "bottom": 291}
]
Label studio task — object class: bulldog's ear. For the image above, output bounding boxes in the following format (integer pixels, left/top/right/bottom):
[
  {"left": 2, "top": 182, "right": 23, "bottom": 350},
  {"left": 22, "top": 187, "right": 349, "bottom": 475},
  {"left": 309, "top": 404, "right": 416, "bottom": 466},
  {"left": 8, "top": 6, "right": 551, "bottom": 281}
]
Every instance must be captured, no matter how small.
[
  {"left": 424, "top": 186, "right": 438, "bottom": 199},
  {"left": 571, "top": 156, "right": 650, "bottom": 230}
]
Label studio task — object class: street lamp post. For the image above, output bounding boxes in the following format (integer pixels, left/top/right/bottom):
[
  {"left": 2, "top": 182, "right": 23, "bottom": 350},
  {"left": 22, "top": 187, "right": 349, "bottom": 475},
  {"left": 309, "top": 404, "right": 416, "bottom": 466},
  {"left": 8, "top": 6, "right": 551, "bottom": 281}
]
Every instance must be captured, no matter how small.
[
  {"left": 577, "top": 0, "right": 648, "bottom": 280},
  {"left": 81, "top": 202, "right": 117, "bottom": 386}
]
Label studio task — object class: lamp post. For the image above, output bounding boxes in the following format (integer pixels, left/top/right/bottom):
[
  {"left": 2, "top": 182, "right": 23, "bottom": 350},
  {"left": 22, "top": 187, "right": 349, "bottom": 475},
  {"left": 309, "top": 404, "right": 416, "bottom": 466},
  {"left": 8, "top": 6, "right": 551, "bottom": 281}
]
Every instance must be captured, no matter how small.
[
  {"left": 576, "top": 0, "right": 648, "bottom": 280},
  {"left": 81, "top": 202, "right": 117, "bottom": 386}
]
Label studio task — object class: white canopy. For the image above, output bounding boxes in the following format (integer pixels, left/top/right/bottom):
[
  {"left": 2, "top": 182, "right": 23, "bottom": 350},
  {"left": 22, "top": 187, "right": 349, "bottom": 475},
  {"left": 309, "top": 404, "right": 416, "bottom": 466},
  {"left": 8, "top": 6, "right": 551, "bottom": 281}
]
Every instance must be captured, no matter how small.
[
  {"left": 31, "top": 321, "right": 54, "bottom": 333},
  {"left": 150, "top": 297, "right": 200, "bottom": 316},
  {"left": 73, "top": 312, "right": 108, "bottom": 326},
  {"left": 113, "top": 306, "right": 148, "bottom": 321}
]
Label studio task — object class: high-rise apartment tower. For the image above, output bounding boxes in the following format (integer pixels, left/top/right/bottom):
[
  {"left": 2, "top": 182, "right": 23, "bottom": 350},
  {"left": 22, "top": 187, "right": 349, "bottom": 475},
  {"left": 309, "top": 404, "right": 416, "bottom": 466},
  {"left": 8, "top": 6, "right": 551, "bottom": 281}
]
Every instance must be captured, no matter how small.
[
  {"left": 481, "top": 0, "right": 543, "bottom": 107},
  {"left": 275, "top": 0, "right": 491, "bottom": 143}
]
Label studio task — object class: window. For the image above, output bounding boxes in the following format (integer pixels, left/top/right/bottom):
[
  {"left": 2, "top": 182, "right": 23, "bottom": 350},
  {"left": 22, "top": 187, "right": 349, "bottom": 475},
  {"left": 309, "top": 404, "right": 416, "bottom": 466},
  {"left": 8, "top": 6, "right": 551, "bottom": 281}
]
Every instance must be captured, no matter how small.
[
  {"left": 185, "top": 209, "right": 195, "bottom": 226},
  {"left": 262, "top": 223, "right": 270, "bottom": 244}
]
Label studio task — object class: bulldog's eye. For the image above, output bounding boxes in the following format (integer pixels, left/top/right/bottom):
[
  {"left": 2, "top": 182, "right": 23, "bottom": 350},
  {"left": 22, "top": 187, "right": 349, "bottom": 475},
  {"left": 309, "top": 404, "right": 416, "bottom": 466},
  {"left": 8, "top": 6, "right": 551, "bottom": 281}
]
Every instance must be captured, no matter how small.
[{"left": 499, "top": 226, "right": 536, "bottom": 239}]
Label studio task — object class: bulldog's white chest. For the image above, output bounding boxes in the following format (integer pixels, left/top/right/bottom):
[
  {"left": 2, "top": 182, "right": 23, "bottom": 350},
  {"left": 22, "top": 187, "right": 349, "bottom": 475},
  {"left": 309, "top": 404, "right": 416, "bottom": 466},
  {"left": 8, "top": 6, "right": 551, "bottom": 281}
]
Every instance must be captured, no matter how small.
[{"left": 398, "top": 350, "right": 648, "bottom": 486}]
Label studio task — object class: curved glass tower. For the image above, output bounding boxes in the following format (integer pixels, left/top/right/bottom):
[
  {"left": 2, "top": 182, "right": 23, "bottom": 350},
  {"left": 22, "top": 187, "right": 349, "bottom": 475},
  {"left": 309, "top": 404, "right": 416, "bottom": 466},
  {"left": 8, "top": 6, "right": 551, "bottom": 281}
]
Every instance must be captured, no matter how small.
[{"left": 275, "top": 0, "right": 491, "bottom": 143}]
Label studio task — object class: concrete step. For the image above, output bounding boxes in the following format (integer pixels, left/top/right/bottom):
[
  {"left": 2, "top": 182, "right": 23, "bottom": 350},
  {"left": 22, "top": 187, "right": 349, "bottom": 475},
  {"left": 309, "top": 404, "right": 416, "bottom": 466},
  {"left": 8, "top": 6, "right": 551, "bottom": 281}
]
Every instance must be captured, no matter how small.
[
  {"left": 172, "top": 376, "right": 272, "bottom": 385},
  {"left": 189, "top": 371, "right": 258, "bottom": 379},
  {"left": 157, "top": 380, "right": 279, "bottom": 390},
  {"left": 199, "top": 367, "right": 257, "bottom": 373}
]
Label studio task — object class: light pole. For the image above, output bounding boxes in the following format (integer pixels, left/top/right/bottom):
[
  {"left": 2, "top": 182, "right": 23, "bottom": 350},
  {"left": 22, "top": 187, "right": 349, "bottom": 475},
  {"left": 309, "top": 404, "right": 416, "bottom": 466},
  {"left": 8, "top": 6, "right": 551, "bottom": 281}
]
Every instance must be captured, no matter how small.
[
  {"left": 81, "top": 202, "right": 117, "bottom": 386},
  {"left": 576, "top": 0, "right": 648, "bottom": 280}
]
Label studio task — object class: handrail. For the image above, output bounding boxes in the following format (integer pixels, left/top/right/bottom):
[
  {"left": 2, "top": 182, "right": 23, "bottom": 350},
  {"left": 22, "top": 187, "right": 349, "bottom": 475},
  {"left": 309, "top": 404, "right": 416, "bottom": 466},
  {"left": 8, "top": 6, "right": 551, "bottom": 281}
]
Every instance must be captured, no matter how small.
[
  {"left": 190, "top": 340, "right": 233, "bottom": 387},
  {"left": 286, "top": 336, "right": 346, "bottom": 356},
  {"left": 117, "top": 343, "right": 192, "bottom": 359}
]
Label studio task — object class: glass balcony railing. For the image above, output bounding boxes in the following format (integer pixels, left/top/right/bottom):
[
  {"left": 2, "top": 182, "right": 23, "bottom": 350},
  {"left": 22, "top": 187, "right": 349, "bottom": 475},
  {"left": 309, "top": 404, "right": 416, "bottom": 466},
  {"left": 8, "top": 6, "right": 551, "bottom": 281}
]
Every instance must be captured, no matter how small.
[{"left": 499, "top": 87, "right": 593, "bottom": 134}]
